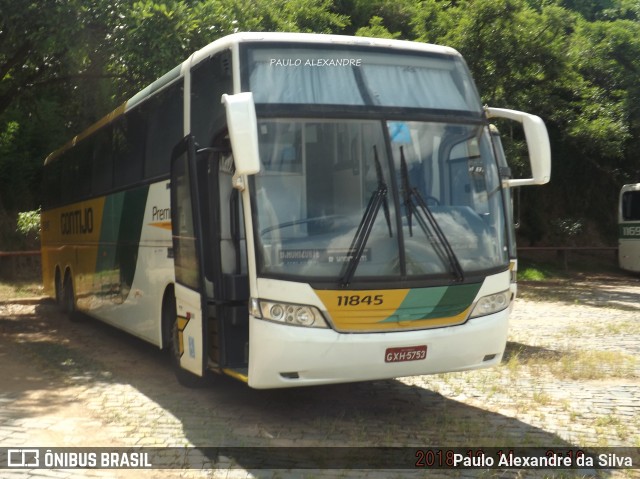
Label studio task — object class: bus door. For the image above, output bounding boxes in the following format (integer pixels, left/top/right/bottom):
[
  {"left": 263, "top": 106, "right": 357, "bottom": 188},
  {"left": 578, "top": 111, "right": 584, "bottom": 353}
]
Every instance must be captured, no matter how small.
[
  {"left": 171, "top": 133, "right": 250, "bottom": 381},
  {"left": 170, "top": 135, "right": 208, "bottom": 378},
  {"left": 197, "top": 142, "right": 250, "bottom": 378}
]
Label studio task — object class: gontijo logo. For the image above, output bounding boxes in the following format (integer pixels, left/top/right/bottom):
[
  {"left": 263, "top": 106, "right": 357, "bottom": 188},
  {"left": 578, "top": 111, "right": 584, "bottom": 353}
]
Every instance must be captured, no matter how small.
[{"left": 60, "top": 208, "right": 93, "bottom": 235}]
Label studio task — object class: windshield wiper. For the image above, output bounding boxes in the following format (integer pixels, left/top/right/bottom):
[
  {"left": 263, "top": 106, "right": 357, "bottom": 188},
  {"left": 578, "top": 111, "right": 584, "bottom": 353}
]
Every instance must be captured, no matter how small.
[
  {"left": 400, "top": 146, "right": 464, "bottom": 283},
  {"left": 340, "top": 146, "right": 392, "bottom": 287},
  {"left": 374, "top": 146, "right": 393, "bottom": 238}
]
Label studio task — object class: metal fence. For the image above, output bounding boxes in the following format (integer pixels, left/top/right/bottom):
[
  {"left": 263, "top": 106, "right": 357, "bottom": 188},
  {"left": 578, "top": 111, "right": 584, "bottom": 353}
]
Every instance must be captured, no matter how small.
[
  {"left": 0, "top": 250, "right": 42, "bottom": 281},
  {"left": 0, "top": 246, "right": 621, "bottom": 280}
]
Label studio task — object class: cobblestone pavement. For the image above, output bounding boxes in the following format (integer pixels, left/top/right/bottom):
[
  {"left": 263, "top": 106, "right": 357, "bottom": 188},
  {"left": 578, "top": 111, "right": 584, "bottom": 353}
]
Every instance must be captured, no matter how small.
[{"left": 0, "top": 274, "right": 638, "bottom": 479}]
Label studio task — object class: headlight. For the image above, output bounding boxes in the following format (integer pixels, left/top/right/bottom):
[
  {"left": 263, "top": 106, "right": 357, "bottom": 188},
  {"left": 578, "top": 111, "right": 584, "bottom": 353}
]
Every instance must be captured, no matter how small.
[
  {"left": 469, "top": 290, "right": 510, "bottom": 318},
  {"left": 250, "top": 298, "right": 328, "bottom": 328}
]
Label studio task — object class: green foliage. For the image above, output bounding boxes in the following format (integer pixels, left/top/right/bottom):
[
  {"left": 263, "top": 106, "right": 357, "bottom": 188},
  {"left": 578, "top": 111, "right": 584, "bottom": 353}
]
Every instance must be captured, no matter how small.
[
  {"left": 90, "top": 0, "right": 349, "bottom": 98},
  {"left": 16, "top": 208, "right": 41, "bottom": 239},
  {"left": 0, "top": 122, "right": 19, "bottom": 153},
  {"left": 518, "top": 266, "right": 548, "bottom": 281},
  {"left": 249, "top": 0, "right": 349, "bottom": 33},
  {"left": 110, "top": 1, "right": 202, "bottom": 89},
  {"left": 349, "top": 0, "right": 419, "bottom": 39},
  {"left": 0, "top": 0, "right": 84, "bottom": 115},
  {"left": 517, "top": 258, "right": 562, "bottom": 281},
  {"left": 356, "top": 16, "right": 401, "bottom": 39},
  {"left": 1, "top": 0, "right": 640, "bottom": 247}
]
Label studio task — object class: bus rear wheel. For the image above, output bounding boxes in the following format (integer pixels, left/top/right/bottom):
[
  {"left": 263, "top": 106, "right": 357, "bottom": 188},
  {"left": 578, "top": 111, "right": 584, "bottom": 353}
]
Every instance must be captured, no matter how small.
[
  {"left": 55, "top": 269, "right": 63, "bottom": 306},
  {"left": 62, "top": 273, "right": 83, "bottom": 322}
]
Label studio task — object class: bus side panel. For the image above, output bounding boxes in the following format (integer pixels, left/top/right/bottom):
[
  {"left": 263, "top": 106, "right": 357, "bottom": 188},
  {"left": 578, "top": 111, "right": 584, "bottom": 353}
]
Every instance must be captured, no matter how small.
[
  {"left": 619, "top": 227, "right": 640, "bottom": 272},
  {"left": 41, "top": 197, "right": 107, "bottom": 303},
  {"left": 619, "top": 185, "right": 640, "bottom": 273},
  {"left": 91, "top": 181, "right": 173, "bottom": 346},
  {"left": 41, "top": 181, "right": 173, "bottom": 348},
  {"left": 41, "top": 212, "right": 57, "bottom": 299}
]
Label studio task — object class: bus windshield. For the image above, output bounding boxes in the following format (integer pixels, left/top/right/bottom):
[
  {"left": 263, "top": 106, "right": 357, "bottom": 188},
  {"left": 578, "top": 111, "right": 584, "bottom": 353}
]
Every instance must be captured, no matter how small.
[
  {"left": 242, "top": 43, "right": 507, "bottom": 285},
  {"left": 245, "top": 45, "right": 481, "bottom": 111},
  {"left": 251, "top": 118, "right": 509, "bottom": 284}
]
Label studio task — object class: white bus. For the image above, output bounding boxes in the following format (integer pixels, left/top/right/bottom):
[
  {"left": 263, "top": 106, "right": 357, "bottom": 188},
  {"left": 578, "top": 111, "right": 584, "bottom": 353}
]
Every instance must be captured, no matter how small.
[
  {"left": 41, "top": 32, "right": 551, "bottom": 389},
  {"left": 619, "top": 183, "right": 640, "bottom": 273}
]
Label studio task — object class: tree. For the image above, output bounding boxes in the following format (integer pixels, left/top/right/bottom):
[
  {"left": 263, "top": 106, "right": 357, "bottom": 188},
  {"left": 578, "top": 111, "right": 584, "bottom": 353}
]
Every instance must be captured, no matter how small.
[
  {"left": 356, "top": 16, "right": 401, "bottom": 38},
  {"left": 2, "top": 0, "right": 640, "bottom": 246},
  {"left": 412, "top": 0, "right": 640, "bottom": 243},
  {"left": 1, "top": 1, "right": 77, "bottom": 117},
  {"left": 108, "top": 0, "right": 349, "bottom": 99},
  {"left": 0, "top": 0, "right": 348, "bottom": 216}
]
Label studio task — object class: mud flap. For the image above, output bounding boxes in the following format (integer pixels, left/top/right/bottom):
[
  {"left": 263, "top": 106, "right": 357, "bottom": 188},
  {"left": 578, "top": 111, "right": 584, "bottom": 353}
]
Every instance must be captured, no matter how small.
[{"left": 174, "top": 283, "right": 205, "bottom": 375}]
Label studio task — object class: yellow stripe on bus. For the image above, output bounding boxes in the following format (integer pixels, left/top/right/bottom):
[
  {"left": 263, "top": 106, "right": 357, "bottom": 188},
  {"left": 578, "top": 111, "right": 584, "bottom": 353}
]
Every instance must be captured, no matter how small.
[
  {"left": 222, "top": 368, "right": 249, "bottom": 383},
  {"left": 149, "top": 221, "right": 172, "bottom": 230},
  {"left": 40, "top": 197, "right": 107, "bottom": 301},
  {"left": 315, "top": 286, "right": 477, "bottom": 332}
]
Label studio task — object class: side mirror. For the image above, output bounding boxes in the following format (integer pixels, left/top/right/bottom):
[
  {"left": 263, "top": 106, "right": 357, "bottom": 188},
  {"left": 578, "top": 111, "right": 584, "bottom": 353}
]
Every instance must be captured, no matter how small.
[
  {"left": 222, "top": 92, "right": 261, "bottom": 183},
  {"left": 485, "top": 107, "right": 551, "bottom": 187}
]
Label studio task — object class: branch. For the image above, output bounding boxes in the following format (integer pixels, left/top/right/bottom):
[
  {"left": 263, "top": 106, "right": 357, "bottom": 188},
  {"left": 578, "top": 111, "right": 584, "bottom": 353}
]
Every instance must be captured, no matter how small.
[
  {"left": 0, "top": 69, "right": 130, "bottom": 118},
  {"left": 28, "top": 72, "right": 132, "bottom": 89},
  {"left": 0, "top": 41, "right": 33, "bottom": 80}
]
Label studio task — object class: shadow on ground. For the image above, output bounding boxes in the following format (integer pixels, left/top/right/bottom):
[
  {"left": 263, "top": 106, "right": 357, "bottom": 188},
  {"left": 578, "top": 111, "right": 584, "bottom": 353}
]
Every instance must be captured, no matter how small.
[{"left": 1, "top": 299, "right": 626, "bottom": 477}]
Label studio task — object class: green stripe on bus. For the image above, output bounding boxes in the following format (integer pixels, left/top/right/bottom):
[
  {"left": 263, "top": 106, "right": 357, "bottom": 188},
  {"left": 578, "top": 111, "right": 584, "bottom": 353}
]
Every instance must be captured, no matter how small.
[
  {"left": 420, "top": 282, "right": 481, "bottom": 319},
  {"left": 96, "top": 186, "right": 150, "bottom": 298},
  {"left": 380, "top": 283, "right": 481, "bottom": 323},
  {"left": 117, "top": 187, "right": 149, "bottom": 289}
]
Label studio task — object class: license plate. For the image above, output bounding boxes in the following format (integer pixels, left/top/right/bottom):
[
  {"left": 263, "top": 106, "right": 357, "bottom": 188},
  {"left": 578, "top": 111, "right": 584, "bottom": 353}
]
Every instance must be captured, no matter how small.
[{"left": 385, "top": 345, "right": 427, "bottom": 363}]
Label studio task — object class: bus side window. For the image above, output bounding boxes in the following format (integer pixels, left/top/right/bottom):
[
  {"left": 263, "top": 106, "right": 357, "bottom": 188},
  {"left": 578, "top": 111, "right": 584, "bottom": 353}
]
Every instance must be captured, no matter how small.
[
  {"left": 60, "top": 149, "right": 81, "bottom": 205},
  {"left": 92, "top": 127, "right": 113, "bottom": 196},
  {"left": 622, "top": 191, "right": 640, "bottom": 221},
  {"left": 190, "top": 50, "right": 232, "bottom": 148},
  {"left": 76, "top": 141, "right": 92, "bottom": 200},
  {"left": 113, "top": 110, "right": 146, "bottom": 189},
  {"left": 172, "top": 149, "right": 200, "bottom": 290},
  {"left": 43, "top": 160, "right": 61, "bottom": 209},
  {"left": 146, "top": 82, "right": 183, "bottom": 179}
]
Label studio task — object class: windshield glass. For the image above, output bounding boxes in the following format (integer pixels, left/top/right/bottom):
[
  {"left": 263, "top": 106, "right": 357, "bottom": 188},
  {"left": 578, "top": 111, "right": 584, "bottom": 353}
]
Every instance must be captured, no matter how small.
[
  {"left": 252, "top": 119, "right": 509, "bottom": 283},
  {"left": 245, "top": 45, "right": 481, "bottom": 111}
]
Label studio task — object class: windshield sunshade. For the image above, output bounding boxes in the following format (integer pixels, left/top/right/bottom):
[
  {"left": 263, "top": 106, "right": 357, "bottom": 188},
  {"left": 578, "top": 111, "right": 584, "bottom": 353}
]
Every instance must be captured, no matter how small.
[{"left": 245, "top": 46, "right": 481, "bottom": 111}]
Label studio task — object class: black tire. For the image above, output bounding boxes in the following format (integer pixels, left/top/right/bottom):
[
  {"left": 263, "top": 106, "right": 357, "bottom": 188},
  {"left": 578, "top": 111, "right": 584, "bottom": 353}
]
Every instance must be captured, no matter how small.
[
  {"left": 62, "top": 273, "right": 84, "bottom": 322},
  {"left": 162, "top": 291, "right": 210, "bottom": 388},
  {"left": 54, "top": 270, "right": 64, "bottom": 307}
]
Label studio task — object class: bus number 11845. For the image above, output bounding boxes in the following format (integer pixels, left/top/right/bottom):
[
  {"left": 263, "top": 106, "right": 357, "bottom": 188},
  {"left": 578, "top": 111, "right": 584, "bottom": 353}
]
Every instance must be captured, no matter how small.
[{"left": 336, "top": 294, "right": 384, "bottom": 307}]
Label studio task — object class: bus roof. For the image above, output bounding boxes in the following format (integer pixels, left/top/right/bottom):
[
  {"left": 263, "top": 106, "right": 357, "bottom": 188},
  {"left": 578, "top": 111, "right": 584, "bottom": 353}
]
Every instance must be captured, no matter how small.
[
  {"left": 189, "top": 31, "right": 460, "bottom": 65},
  {"left": 45, "top": 32, "right": 461, "bottom": 165}
]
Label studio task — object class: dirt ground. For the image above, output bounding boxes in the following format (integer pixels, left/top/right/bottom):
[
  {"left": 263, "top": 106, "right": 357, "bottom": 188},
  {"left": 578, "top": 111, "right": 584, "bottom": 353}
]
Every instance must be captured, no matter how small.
[{"left": 0, "top": 270, "right": 639, "bottom": 479}]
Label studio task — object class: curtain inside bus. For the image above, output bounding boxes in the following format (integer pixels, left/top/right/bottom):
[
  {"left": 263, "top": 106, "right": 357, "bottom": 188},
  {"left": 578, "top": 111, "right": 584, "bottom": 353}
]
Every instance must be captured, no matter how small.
[{"left": 246, "top": 47, "right": 481, "bottom": 112}]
